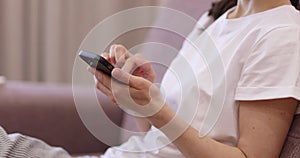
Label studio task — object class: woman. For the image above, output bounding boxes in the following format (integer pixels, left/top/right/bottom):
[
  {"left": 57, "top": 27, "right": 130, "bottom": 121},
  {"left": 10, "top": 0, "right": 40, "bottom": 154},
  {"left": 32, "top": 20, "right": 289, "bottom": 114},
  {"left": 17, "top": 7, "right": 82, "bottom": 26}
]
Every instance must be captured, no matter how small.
[{"left": 89, "top": 0, "right": 300, "bottom": 157}]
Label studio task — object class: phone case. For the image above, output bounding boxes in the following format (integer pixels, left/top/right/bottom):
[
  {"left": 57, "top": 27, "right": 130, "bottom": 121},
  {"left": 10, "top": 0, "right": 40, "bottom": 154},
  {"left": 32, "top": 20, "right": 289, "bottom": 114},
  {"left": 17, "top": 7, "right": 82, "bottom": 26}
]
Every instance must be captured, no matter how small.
[{"left": 79, "top": 50, "right": 114, "bottom": 76}]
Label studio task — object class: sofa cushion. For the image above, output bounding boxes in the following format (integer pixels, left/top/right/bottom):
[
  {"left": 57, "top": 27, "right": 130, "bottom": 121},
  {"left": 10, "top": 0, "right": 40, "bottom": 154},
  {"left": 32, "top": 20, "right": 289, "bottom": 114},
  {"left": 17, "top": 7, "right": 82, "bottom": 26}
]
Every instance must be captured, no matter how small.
[
  {"left": 0, "top": 81, "right": 123, "bottom": 154},
  {"left": 280, "top": 114, "right": 300, "bottom": 158}
]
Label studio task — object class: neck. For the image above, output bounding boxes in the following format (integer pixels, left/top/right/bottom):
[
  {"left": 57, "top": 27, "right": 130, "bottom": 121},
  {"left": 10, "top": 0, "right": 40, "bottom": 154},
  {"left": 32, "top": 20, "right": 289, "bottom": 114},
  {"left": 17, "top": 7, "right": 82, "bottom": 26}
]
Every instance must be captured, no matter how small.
[{"left": 228, "top": 0, "right": 291, "bottom": 19}]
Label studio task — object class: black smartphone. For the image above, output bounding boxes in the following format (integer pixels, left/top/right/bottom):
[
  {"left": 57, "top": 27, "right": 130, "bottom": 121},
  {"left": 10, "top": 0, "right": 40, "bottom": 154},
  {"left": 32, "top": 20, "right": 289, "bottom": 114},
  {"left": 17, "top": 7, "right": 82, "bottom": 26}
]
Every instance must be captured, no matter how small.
[{"left": 79, "top": 50, "right": 114, "bottom": 76}]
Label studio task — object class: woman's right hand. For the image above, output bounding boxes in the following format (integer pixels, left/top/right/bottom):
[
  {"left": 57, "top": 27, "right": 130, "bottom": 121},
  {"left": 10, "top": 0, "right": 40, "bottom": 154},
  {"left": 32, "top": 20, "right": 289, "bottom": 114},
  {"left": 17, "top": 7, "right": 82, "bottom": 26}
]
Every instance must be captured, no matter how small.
[
  {"left": 99, "top": 45, "right": 156, "bottom": 132},
  {"left": 107, "top": 44, "right": 156, "bottom": 83}
]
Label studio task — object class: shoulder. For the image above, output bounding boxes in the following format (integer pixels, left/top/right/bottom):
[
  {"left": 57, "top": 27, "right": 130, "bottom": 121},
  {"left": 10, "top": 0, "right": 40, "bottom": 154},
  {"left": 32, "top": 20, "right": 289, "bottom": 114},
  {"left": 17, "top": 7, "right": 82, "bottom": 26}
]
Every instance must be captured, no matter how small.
[
  {"left": 250, "top": 6, "right": 300, "bottom": 43},
  {"left": 251, "top": 25, "right": 300, "bottom": 55}
]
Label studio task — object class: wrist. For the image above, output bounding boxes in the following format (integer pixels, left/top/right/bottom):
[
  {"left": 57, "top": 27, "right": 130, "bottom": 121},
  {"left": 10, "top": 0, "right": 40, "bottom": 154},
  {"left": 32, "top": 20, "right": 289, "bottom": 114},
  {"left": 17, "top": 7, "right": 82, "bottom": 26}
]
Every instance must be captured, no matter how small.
[
  {"left": 148, "top": 104, "right": 190, "bottom": 141},
  {"left": 148, "top": 103, "right": 176, "bottom": 128}
]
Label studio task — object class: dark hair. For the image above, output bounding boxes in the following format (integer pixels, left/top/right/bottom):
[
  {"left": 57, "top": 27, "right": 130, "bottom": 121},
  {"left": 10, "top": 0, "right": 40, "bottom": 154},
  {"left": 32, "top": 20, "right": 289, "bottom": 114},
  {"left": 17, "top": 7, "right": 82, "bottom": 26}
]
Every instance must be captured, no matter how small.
[{"left": 208, "top": 0, "right": 299, "bottom": 20}]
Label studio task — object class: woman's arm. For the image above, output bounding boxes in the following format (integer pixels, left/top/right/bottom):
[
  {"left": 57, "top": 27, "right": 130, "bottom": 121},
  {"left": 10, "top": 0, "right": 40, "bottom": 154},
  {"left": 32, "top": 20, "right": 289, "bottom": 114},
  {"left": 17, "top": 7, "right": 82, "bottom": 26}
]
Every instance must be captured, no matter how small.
[
  {"left": 90, "top": 44, "right": 298, "bottom": 157},
  {"left": 148, "top": 98, "right": 297, "bottom": 158},
  {"left": 90, "top": 62, "right": 298, "bottom": 158},
  {"left": 135, "top": 117, "right": 151, "bottom": 132},
  {"left": 237, "top": 99, "right": 297, "bottom": 157}
]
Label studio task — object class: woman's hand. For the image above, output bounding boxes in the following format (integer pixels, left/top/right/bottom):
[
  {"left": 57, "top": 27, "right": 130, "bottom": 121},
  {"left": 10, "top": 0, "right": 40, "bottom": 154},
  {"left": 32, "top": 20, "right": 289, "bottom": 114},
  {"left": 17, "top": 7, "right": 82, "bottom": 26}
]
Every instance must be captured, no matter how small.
[
  {"left": 108, "top": 44, "right": 156, "bottom": 83},
  {"left": 88, "top": 67, "right": 165, "bottom": 117},
  {"left": 88, "top": 45, "right": 163, "bottom": 117}
]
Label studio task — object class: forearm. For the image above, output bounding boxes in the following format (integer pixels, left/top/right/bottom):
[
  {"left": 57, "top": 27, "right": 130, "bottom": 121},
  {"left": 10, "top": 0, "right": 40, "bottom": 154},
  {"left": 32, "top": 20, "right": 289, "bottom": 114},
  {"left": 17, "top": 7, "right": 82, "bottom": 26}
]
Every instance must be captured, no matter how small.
[
  {"left": 135, "top": 117, "right": 151, "bottom": 132},
  {"left": 172, "top": 126, "right": 246, "bottom": 158},
  {"left": 148, "top": 104, "right": 246, "bottom": 158}
]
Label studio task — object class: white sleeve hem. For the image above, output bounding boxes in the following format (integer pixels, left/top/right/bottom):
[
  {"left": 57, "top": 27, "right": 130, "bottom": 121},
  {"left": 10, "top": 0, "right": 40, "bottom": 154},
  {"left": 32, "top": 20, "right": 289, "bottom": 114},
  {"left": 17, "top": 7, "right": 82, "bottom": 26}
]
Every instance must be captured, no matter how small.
[{"left": 235, "top": 86, "right": 300, "bottom": 114}]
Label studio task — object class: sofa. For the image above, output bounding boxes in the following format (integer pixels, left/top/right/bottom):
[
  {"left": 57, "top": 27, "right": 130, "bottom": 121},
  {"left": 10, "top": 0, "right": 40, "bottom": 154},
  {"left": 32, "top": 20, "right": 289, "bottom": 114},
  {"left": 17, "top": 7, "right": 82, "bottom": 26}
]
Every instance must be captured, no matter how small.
[
  {"left": 0, "top": 80, "right": 300, "bottom": 157},
  {"left": 0, "top": 81, "right": 122, "bottom": 155},
  {"left": 0, "top": 0, "right": 299, "bottom": 157}
]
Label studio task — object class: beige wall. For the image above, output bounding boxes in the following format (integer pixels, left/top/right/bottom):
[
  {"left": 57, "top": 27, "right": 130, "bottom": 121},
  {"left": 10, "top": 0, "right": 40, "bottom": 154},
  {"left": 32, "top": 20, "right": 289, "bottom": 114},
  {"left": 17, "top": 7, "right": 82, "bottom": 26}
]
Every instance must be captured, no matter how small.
[
  {"left": 0, "top": 0, "right": 213, "bottom": 83},
  {"left": 0, "top": 0, "right": 161, "bottom": 83}
]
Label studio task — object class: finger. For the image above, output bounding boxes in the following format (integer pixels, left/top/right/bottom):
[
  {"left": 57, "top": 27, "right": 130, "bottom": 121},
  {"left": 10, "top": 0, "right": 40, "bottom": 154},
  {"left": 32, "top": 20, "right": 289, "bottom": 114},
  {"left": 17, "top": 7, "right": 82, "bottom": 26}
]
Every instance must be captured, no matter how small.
[
  {"left": 101, "top": 52, "right": 109, "bottom": 59},
  {"left": 122, "top": 54, "right": 145, "bottom": 74},
  {"left": 95, "top": 81, "right": 116, "bottom": 103},
  {"left": 114, "top": 45, "right": 128, "bottom": 64},
  {"left": 121, "top": 56, "right": 136, "bottom": 74},
  {"left": 94, "top": 70, "right": 112, "bottom": 90},
  {"left": 95, "top": 80, "right": 111, "bottom": 97},
  {"left": 109, "top": 45, "right": 117, "bottom": 64},
  {"left": 110, "top": 45, "right": 132, "bottom": 67},
  {"left": 112, "top": 68, "right": 150, "bottom": 89},
  {"left": 134, "top": 62, "right": 156, "bottom": 82},
  {"left": 101, "top": 52, "right": 114, "bottom": 65}
]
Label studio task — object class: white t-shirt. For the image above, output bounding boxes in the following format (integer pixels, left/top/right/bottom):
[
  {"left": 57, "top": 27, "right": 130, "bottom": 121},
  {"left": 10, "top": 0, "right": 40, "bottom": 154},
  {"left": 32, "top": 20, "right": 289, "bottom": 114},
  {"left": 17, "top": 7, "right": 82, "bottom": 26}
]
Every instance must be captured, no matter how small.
[{"left": 102, "top": 5, "right": 300, "bottom": 158}]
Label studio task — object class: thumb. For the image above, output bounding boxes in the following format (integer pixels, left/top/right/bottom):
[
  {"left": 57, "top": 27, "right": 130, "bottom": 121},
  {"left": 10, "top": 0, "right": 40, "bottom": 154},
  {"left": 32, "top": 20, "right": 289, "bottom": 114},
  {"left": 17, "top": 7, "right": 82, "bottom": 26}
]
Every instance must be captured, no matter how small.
[{"left": 112, "top": 68, "right": 148, "bottom": 89}]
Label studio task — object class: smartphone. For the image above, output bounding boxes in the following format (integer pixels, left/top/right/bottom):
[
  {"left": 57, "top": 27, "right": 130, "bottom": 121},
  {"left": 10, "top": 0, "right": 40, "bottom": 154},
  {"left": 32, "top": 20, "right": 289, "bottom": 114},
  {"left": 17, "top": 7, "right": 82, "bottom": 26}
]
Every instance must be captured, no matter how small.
[{"left": 79, "top": 50, "right": 114, "bottom": 76}]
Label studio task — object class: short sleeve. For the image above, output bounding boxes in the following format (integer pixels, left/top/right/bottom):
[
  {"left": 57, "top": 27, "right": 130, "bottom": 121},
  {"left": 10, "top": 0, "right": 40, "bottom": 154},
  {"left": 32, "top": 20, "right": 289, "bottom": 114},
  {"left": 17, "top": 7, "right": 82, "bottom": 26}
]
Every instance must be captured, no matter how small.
[{"left": 235, "top": 26, "right": 300, "bottom": 101}]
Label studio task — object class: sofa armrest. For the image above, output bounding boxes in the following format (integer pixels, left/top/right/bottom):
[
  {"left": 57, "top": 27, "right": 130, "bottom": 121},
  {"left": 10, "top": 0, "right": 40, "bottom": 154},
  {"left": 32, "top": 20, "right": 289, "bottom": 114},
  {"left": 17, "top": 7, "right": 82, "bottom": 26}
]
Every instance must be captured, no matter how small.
[
  {"left": 0, "top": 81, "right": 123, "bottom": 155},
  {"left": 280, "top": 114, "right": 300, "bottom": 158}
]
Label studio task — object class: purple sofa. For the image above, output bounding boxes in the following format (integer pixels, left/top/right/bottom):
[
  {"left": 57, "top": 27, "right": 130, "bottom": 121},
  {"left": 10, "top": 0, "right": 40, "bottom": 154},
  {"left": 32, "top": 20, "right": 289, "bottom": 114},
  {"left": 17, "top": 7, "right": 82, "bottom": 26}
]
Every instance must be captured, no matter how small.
[
  {"left": 0, "top": 81, "right": 123, "bottom": 155},
  {"left": 0, "top": 0, "right": 299, "bottom": 157},
  {"left": 0, "top": 82, "right": 299, "bottom": 157}
]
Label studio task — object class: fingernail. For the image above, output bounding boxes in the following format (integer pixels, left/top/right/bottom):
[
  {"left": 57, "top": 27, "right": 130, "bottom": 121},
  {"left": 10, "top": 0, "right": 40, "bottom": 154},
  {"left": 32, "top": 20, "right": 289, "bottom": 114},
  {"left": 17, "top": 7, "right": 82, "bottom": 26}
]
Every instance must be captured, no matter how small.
[{"left": 110, "top": 45, "right": 117, "bottom": 54}]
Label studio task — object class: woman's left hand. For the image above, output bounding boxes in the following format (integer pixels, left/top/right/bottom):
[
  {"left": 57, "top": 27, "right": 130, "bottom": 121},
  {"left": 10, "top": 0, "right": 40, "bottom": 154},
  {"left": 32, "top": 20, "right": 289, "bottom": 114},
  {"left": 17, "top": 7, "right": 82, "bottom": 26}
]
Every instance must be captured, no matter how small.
[{"left": 88, "top": 67, "right": 165, "bottom": 117}]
